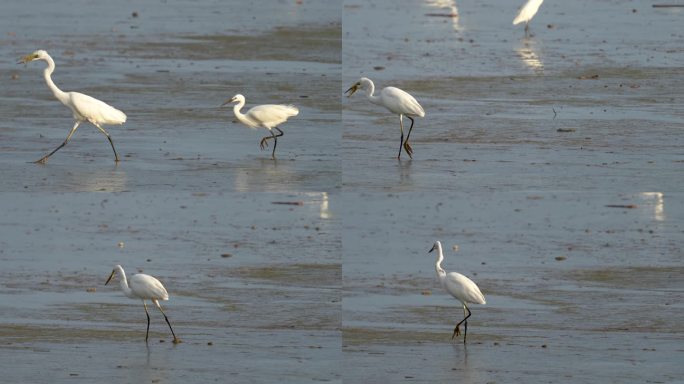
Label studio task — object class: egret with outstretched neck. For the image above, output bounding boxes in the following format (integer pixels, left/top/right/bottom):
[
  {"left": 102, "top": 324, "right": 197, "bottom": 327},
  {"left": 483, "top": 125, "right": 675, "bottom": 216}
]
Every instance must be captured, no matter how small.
[
  {"left": 345, "top": 77, "right": 425, "bottom": 159},
  {"left": 19, "top": 50, "right": 126, "bottom": 163},
  {"left": 222, "top": 94, "right": 299, "bottom": 159},
  {"left": 429, "top": 241, "right": 486, "bottom": 344},
  {"left": 105, "top": 265, "right": 180, "bottom": 344}
]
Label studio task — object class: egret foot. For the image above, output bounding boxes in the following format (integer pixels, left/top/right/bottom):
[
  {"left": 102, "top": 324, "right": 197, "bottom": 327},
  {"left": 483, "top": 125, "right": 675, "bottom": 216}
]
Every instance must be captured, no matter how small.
[
  {"left": 403, "top": 141, "right": 413, "bottom": 158},
  {"left": 172, "top": 337, "right": 182, "bottom": 344},
  {"left": 452, "top": 325, "right": 461, "bottom": 339},
  {"left": 259, "top": 137, "right": 270, "bottom": 150},
  {"left": 34, "top": 157, "right": 49, "bottom": 164}
]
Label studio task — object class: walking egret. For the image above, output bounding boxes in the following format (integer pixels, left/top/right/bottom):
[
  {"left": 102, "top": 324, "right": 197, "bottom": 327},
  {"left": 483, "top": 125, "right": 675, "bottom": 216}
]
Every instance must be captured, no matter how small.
[
  {"left": 345, "top": 77, "right": 425, "bottom": 159},
  {"left": 222, "top": 94, "right": 299, "bottom": 159},
  {"left": 19, "top": 50, "right": 126, "bottom": 164},
  {"left": 513, "top": 0, "right": 544, "bottom": 37},
  {"left": 429, "top": 241, "right": 486, "bottom": 344},
  {"left": 105, "top": 265, "right": 180, "bottom": 344}
]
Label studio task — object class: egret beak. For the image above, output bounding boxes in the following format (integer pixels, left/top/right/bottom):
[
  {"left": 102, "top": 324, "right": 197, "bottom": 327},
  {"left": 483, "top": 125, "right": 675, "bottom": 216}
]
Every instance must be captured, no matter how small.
[
  {"left": 344, "top": 83, "right": 359, "bottom": 97},
  {"left": 428, "top": 244, "right": 436, "bottom": 253},
  {"left": 220, "top": 97, "right": 236, "bottom": 107},
  {"left": 18, "top": 54, "right": 33, "bottom": 65},
  {"left": 105, "top": 270, "right": 116, "bottom": 285}
]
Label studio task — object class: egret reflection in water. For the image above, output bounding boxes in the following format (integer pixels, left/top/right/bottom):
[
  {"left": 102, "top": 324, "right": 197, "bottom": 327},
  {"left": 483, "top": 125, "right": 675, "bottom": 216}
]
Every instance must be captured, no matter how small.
[
  {"left": 515, "top": 38, "right": 544, "bottom": 73},
  {"left": 640, "top": 192, "right": 665, "bottom": 221},
  {"left": 66, "top": 167, "right": 128, "bottom": 192},
  {"left": 424, "top": 0, "right": 461, "bottom": 31}
]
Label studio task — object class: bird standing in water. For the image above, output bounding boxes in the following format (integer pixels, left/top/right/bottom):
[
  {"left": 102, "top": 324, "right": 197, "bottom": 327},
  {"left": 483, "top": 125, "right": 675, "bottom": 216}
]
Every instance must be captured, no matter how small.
[
  {"left": 19, "top": 50, "right": 126, "bottom": 163},
  {"left": 513, "top": 0, "right": 544, "bottom": 37},
  {"left": 429, "top": 241, "right": 486, "bottom": 344},
  {"left": 105, "top": 265, "right": 180, "bottom": 344},
  {"left": 222, "top": 94, "right": 299, "bottom": 159},
  {"left": 345, "top": 77, "right": 425, "bottom": 159}
]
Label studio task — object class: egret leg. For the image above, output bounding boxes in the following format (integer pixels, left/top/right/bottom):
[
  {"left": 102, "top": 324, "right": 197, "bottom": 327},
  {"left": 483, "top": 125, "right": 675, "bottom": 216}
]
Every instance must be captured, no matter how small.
[
  {"left": 93, "top": 123, "right": 120, "bottom": 162},
  {"left": 154, "top": 300, "right": 180, "bottom": 344},
  {"left": 397, "top": 115, "right": 405, "bottom": 160},
  {"left": 143, "top": 300, "right": 151, "bottom": 343},
  {"left": 524, "top": 23, "right": 530, "bottom": 38},
  {"left": 34, "top": 120, "right": 81, "bottom": 164},
  {"left": 403, "top": 116, "right": 415, "bottom": 158},
  {"left": 259, "top": 128, "right": 283, "bottom": 159},
  {"left": 452, "top": 305, "right": 472, "bottom": 343},
  {"left": 271, "top": 127, "right": 284, "bottom": 159},
  {"left": 463, "top": 305, "right": 469, "bottom": 344}
]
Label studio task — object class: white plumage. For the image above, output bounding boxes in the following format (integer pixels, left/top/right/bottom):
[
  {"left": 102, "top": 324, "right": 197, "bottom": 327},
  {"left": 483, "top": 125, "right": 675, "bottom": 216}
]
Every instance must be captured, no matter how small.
[
  {"left": 429, "top": 241, "right": 486, "bottom": 343},
  {"left": 223, "top": 93, "right": 299, "bottom": 159},
  {"left": 345, "top": 77, "right": 425, "bottom": 159},
  {"left": 105, "top": 265, "right": 180, "bottom": 343},
  {"left": 19, "top": 50, "right": 125, "bottom": 163},
  {"left": 513, "top": 0, "right": 544, "bottom": 36}
]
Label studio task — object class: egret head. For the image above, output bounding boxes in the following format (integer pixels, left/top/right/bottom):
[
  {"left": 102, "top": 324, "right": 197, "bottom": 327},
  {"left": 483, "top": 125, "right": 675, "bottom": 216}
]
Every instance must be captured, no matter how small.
[
  {"left": 428, "top": 241, "right": 442, "bottom": 253},
  {"left": 221, "top": 94, "right": 245, "bottom": 107},
  {"left": 18, "top": 50, "right": 48, "bottom": 65},
  {"left": 105, "top": 264, "right": 123, "bottom": 285},
  {"left": 345, "top": 77, "right": 373, "bottom": 97}
]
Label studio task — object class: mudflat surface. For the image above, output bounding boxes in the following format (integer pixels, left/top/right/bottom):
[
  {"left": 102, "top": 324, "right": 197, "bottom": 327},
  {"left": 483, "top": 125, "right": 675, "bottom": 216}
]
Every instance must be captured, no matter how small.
[
  {"left": 1, "top": 1, "right": 341, "bottom": 383},
  {"left": 1, "top": 0, "right": 683, "bottom": 383},
  {"left": 341, "top": 0, "right": 683, "bottom": 383}
]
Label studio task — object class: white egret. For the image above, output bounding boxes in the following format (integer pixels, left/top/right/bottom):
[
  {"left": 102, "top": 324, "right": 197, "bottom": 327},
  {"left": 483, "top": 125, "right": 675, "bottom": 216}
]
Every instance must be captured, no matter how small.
[
  {"left": 222, "top": 94, "right": 299, "bottom": 159},
  {"left": 513, "top": 0, "right": 544, "bottom": 37},
  {"left": 345, "top": 77, "right": 425, "bottom": 159},
  {"left": 105, "top": 265, "right": 180, "bottom": 344},
  {"left": 429, "top": 241, "right": 486, "bottom": 344},
  {"left": 19, "top": 50, "right": 126, "bottom": 164}
]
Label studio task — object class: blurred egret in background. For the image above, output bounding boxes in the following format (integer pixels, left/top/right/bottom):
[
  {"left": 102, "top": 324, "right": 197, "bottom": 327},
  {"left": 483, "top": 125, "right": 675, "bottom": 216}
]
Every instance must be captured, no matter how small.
[{"left": 513, "top": 0, "right": 544, "bottom": 37}]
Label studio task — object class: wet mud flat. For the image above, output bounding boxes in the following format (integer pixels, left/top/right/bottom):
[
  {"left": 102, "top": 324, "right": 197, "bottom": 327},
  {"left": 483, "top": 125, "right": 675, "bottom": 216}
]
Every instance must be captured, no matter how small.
[
  {"left": 1, "top": 1, "right": 341, "bottom": 193},
  {"left": 0, "top": 2, "right": 342, "bottom": 382},
  {"left": 0, "top": 192, "right": 340, "bottom": 383},
  {"left": 341, "top": 191, "right": 684, "bottom": 383},
  {"left": 341, "top": 2, "right": 683, "bottom": 381}
]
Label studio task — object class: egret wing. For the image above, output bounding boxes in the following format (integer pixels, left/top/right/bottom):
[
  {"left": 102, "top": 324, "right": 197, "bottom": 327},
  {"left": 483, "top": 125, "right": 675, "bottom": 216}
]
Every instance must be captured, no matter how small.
[
  {"left": 380, "top": 87, "right": 425, "bottom": 117},
  {"left": 129, "top": 273, "right": 169, "bottom": 301},
  {"left": 247, "top": 104, "right": 299, "bottom": 128},
  {"left": 69, "top": 92, "right": 126, "bottom": 125},
  {"left": 513, "top": 0, "right": 544, "bottom": 25},
  {"left": 444, "top": 272, "right": 486, "bottom": 305}
]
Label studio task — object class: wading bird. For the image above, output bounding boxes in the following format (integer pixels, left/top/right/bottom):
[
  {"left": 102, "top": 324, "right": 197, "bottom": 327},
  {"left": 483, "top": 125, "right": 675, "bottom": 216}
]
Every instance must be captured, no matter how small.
[
  {"left": 222, "top": 94, "right": 299, "bottom": 159},
  {"left": 345, "top": 77, "right": 425, "bottom": 159},
  {"left": 105, "top": 265, "right": 180, "bottom": 344},
  {"left": 513, "top": 0, "right": 544, "bottom": 37},
  {"left": 19, "top": 50, "right": 126, "bottom": 164},
  {"left": 429, "top": 241, "right": 486, "bottom": 344}
]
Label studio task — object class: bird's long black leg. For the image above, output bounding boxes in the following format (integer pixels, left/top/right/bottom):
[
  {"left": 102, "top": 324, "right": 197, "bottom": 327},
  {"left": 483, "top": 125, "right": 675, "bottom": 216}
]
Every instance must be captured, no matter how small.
[
  {"left": 143, "top": 300, "right": 151, "bottom": 343},
  {"left": 525, "top": 23, "right": 530, "bottom": 38},
  {"left": 260, "top": 129, "right": 281, "bottom": 158},
  {"left": 403, "top": 116, "right": 415, "bottom": 158},
  {"left": 94, "top": 123, "right": 120, "bottom": 163},
  {"left": 155, "top": 300, "right": 180, "bottom": 343},
  {"left": 271, "top": 127, "right": 284, "bottom": 159},
  {"left": 398, "top": 115, "right": 405, "bottom": 160},
  {"left": 34, "top": 121, "right": 81, "bottom": 164},
  {"left": 452, "top": 305, "right": 472, "bottom": 343},
  {"left": 463, "top": 305, "right": 469, "bottom": 344}
]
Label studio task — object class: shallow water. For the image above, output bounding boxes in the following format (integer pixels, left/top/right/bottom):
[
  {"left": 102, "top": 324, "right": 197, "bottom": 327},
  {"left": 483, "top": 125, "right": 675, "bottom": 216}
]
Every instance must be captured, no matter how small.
[
  {"left": 1, "top": 0, "right": 683, "bottom": 383},
  {"left": 340, "top": 0, "right": 683, "bottom": 383}
]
